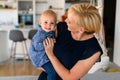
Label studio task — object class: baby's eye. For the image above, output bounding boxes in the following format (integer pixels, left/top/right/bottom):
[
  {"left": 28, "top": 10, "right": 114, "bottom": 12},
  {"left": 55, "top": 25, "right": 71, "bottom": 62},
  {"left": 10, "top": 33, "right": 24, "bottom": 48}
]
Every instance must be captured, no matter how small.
[
  {"left": 50, "top": 22, "right": 55, "bottom": 25},
  {"left": 44, "top": 21, "right": 48, "bottom": 24}
]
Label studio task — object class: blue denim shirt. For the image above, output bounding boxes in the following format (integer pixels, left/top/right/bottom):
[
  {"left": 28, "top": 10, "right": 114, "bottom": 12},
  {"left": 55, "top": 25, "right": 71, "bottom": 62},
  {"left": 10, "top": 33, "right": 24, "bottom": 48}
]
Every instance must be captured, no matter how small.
[{"left": 29, "top": 24, "right": 55, "bottom": 68}]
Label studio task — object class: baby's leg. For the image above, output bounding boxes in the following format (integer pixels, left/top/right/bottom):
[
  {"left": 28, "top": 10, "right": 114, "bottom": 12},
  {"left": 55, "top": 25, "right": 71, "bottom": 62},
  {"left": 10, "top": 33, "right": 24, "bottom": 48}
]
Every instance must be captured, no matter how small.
[
  {"left": 37, "top": 72, "right": 47, "bottom": 80},
  {"left": 42, "top": 62, "right": 56, "bottom": 80}
]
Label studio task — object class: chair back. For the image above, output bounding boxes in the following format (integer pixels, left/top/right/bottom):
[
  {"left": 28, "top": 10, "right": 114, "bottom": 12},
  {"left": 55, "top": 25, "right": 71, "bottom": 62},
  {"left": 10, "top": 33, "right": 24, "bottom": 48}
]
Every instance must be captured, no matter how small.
[
  {"left": 28, "top": 29, "right": 37, "bottom": 40},
  {"left": 9, "top": 30, "right": 26, "bottom": 42}
]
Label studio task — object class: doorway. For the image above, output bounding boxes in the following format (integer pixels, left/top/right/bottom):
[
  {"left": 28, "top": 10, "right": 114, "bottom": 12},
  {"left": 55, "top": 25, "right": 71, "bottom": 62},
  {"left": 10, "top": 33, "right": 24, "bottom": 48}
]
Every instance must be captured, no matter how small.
[{"left": 103, "top": 0, "right": 116, "bottom": 61}]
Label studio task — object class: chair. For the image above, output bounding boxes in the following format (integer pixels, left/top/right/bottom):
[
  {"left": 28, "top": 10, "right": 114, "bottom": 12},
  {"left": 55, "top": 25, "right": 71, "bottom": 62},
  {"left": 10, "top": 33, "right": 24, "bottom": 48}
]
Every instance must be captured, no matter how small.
[
  {"left": 28, "top": 29, "right": 37, "bottom": 43},
  {"left": 9, "top": 30, "right": 29, "bottom": 63}
]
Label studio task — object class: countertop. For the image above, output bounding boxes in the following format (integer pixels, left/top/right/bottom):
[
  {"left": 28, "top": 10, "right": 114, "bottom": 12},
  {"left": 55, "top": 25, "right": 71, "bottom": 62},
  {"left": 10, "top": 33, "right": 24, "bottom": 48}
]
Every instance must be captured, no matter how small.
[{"left": 0, "top": 24, "right": 36, "bottom": 31}]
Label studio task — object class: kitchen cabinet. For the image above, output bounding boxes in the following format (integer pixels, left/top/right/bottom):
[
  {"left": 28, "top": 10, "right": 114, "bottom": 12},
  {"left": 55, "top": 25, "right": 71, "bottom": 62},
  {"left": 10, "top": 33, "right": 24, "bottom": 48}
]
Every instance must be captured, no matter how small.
[
  {"left": 0, "top": 30, "right": 9, "bottom": 62},
  {"left": 0, "top": 24, "right": 35, "bottom": 59},
  {"left": 0, "top": 9, "right": 17, "bottom": 25}
]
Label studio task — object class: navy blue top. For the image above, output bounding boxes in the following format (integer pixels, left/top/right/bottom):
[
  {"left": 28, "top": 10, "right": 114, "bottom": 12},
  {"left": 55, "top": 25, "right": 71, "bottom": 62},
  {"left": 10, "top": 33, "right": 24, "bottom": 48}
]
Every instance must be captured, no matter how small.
[
  {"left": 38, "top": 22, "right": 103, "bottom": 80},
  {"left": 29, "top": 24, "right": 55, "bottom": 68},
  {"left": 53, "top": 22, "right": 103, "bottom": 79}
]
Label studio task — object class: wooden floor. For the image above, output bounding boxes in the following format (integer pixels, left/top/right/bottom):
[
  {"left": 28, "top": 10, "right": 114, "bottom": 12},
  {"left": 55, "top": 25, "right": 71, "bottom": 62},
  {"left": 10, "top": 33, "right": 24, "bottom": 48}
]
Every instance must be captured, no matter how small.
[{"left": 0, "top": 59, "right": 42, "bottom": 76}]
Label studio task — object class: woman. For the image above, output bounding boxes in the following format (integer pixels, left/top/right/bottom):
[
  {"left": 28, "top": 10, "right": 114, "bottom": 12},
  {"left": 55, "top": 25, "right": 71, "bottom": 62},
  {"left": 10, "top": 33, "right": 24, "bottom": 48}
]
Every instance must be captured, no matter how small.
[{"left": 38, "top": 3, "right": 103, "bottom": 80}]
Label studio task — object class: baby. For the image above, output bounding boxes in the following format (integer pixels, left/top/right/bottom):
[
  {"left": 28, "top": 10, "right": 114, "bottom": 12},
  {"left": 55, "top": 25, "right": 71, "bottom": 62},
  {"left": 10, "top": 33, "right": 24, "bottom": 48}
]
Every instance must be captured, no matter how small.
[{"left": 29, "top": 9, "right": 57, "bottom": 80}]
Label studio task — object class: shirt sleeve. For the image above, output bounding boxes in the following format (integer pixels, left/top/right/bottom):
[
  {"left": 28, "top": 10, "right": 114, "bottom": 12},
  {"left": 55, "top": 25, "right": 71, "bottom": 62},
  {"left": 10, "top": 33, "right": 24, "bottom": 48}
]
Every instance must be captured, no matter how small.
[
  {"left": 57, "top": 22, "right": 68, "bottom": 37},
  {"left": 32, "top": 31, "right": 44, "bottom": 51},
  {"left": 80, "top": 42, "right": 103, "bottom": 62}
]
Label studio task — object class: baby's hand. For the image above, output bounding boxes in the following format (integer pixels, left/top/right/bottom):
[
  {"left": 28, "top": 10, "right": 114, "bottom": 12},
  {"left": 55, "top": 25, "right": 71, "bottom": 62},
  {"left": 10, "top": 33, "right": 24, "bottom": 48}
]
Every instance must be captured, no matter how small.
[
  {"left": 37, "top": 67, "right": 46, "bottom": 72},
  {"left": 53, "top": 38, "right": 56, "bottom": 43}
]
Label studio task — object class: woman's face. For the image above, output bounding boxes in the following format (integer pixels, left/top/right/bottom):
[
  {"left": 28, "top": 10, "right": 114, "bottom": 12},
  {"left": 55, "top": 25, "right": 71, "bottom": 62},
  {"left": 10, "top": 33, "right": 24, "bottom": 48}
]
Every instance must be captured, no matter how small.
[{"left": 65, "top": 13, "right": 80, "bottom": 32}]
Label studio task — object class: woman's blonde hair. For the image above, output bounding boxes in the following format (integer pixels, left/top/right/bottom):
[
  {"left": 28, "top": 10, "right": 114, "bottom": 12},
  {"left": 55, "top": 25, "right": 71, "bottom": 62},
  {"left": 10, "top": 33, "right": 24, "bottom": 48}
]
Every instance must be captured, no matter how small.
[{"left": 68, "top": 3, "right": 101, "bottom": 34}]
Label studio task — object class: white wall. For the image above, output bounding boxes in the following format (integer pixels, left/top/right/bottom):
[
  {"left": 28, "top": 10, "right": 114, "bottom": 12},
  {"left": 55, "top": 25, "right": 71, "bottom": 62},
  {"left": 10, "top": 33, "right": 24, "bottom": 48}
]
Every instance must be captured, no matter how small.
[{"left": 113, "top": 0, "right": 120, "bottom": 66}]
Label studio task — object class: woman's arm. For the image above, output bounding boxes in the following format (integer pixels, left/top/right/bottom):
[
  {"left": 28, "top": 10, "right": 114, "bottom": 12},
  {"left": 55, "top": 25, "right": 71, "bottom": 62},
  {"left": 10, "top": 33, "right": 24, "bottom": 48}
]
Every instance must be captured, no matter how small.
[{"left": 43, "top": 38, "right": 101, "bottom": 80}]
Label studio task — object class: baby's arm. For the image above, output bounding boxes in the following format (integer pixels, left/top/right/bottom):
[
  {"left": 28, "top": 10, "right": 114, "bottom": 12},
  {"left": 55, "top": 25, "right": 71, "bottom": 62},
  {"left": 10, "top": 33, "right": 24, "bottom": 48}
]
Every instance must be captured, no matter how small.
[
  {"left": 32, "top": 32, "right": 44, "bottom": 51},
  {"left": 29, "top": 32, "right": 48, "bottom": 68}
]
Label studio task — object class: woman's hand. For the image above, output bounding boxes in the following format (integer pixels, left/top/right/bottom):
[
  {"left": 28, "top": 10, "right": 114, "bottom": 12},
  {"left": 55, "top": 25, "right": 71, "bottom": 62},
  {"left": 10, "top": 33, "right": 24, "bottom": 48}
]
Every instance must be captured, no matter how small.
[{"left": 43, "top": 38, "right": 55, "bottom": 56}]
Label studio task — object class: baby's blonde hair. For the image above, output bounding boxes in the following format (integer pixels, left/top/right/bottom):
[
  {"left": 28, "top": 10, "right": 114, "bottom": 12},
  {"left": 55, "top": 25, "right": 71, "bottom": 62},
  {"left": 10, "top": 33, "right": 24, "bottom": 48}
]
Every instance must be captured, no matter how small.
[
  {"left": 40, "top": 9, "right": 57, "bottom": 22},
  {"left": 68, "top": 3, "right": 101, "bottom": 34}
]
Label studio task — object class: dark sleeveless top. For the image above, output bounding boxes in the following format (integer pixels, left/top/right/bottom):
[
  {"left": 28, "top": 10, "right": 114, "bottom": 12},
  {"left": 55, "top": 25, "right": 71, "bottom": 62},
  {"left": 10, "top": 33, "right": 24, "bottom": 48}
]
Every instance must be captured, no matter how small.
[
  {"left": 38, "top": 22, "right": 103, "bottom": 80},
  {"left": 54, "top": 22, "right": 103, "bottom": 70}
]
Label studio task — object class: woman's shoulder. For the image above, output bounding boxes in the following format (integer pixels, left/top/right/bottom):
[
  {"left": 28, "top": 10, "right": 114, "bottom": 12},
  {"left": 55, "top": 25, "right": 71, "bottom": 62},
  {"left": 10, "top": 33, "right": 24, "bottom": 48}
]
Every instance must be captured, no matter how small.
[
  {"left": 82, "top": 37, "right": 103, "bottom": 59},
  {"left": 57, "top": 22, "right": 68, "bottom": 30},
  {"left": 56, "top": 22, "right": 68, "bottom": 35},
  {"left": 85, "top": 37, "right": 101, "bottom": 49}
]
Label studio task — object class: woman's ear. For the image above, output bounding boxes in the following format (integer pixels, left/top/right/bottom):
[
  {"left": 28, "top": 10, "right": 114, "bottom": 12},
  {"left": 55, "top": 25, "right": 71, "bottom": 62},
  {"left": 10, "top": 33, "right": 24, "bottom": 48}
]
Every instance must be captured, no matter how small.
[{"left": 79, "top": 27, "right": 85, "bottom": 33}]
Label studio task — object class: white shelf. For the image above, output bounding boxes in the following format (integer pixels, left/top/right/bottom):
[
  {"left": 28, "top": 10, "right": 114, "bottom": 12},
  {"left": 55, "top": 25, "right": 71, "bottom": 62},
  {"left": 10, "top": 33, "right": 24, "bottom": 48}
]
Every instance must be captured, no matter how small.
[
  {"left": 34, "top": 0, "right": 65, "bottom": 26},
  {"left": 36, "top": 1, "right": 47, "bottom": 3}
]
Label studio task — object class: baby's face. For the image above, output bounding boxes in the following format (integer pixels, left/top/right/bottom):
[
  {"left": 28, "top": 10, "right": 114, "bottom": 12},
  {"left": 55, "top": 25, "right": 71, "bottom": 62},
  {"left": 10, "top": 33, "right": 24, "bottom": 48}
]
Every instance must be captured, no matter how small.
[{"left": 40, "top": 15, "right": 56, "bottom": 32}]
